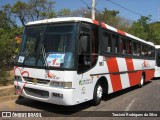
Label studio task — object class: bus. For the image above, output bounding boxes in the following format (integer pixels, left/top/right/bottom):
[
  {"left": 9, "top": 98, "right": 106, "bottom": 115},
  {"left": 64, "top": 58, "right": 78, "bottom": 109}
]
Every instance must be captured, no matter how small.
[
  {"left": 154, "top": 45, "right": 160, "bottom": 78},
  {"left": 14, "top": 17, "right": 155, "bottom": 106}
]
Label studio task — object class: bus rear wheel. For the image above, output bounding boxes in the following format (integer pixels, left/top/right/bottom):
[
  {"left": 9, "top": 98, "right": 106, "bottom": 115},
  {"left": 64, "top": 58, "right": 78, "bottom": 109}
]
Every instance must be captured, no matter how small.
[
  {"left": 92, "top": 82, "right": 103, "bottom": 106},
  {"left": 139, "top": 74, "right": 145, "bottom": 87}
]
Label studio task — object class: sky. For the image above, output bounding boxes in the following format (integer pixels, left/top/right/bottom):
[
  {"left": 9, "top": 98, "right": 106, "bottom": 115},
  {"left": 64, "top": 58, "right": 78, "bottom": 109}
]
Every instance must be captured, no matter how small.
[{"left": 0, "top": 0, "right": 160, "bottom": 23}]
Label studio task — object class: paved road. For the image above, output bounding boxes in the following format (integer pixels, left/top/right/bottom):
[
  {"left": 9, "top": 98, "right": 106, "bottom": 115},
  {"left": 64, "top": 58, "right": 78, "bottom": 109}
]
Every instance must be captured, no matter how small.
[{"left": 0, "top": 79, "right": 160, "bottom": 120}]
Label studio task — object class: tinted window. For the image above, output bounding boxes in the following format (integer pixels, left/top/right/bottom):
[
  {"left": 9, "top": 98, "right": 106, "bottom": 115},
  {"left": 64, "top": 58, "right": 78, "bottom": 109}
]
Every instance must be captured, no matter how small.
[{"left": 103, "top": 31, "right": 112, "bottom": 53}]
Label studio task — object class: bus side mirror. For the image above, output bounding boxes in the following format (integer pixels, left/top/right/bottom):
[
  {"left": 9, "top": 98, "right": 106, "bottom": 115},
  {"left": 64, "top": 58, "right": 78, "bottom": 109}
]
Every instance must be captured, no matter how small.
[{"left": 78, "top": 36, "right": 88, "bottom": 55}]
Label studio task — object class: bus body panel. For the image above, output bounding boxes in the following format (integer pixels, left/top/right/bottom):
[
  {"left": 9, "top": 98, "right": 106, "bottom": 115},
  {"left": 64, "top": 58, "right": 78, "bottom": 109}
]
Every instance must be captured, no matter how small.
[{"left": 14, "top": 56, "right": 155, "bottom": 105}]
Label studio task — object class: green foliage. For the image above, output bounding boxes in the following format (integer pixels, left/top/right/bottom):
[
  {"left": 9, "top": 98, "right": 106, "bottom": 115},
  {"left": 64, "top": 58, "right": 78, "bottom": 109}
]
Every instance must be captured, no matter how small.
[
  {"left": 149, "top": 22, "right": 160, "bottom": 44},
  {"left": 0, "top": 27, "right": 23, "bottom": 67},
  {"left": 2, "top": 4, "right": 17, "bottom": 28},
  {"left": 0, "top": 67, "right": 9, "bottom": 86},
  {"left": 127, "top": 15, "right": 160, "bottom": 44},
  {"left": 11, "top": 1, "right": 27, "bottom": 26},
  {"left": 128, "top": 22, "right": 149, "bottom": 40},
  {"left": 0, "top": 26, "right": 22, "bottom": 86},
  {"left": 58, "top": 8, "right": 71, "bottom": 17},
  {"left": 70, "top": 7, "right": 132, "bottom": 31},
  {"left": 96, "top": 8, "right": 120, "bottom": 27},
  {"left": 8, "top": 0, "right": 56, "bottom": 26}
]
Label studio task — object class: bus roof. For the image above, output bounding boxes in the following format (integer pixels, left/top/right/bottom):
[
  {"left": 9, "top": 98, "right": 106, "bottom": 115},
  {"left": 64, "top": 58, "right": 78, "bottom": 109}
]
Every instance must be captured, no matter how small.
[
  {"left": 155, "top": 45, "right": 160, "bottom": 49},
  {"left": 26, "top": 17, "right": 154, "bottom": 46}
]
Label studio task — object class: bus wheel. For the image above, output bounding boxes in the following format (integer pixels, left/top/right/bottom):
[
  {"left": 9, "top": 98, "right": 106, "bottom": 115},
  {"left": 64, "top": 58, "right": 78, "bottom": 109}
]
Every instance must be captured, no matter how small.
[
  {"left": 17, "top": 95, "right": 24, "bottom": 100},
  {"left": 139, "top": 74, "right": 145, "bottom": 88},
  {"left": 92, "top": 82, "right": 103, "bottom": 106}
]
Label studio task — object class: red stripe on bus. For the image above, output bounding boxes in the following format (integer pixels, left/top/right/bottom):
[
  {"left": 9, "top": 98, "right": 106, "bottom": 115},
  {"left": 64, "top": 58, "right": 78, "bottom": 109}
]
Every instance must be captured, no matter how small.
[
  {"left": 145, "top": 69, "right": 155, "bottom": 81},
  {"left": 125, "top": 58, "right": 137, "bottom": 86},
  {"left": 93, "top": 20, "right": 99, "bottom": 25},
  {"left": 101, "top": 22, "right": 107, "bottom": 28},
  {"left": 117, "top": 29, "right": 126, "bottom": 36},
  {"left": 106, "top": 57, "right": 122, "bottom": 92}
]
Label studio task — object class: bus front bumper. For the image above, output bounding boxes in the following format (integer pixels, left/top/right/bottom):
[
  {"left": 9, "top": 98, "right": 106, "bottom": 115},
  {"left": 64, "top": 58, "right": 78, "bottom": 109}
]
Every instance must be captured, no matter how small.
[{"left": 14, "top": 81, "right": 76, "bottom": 106}]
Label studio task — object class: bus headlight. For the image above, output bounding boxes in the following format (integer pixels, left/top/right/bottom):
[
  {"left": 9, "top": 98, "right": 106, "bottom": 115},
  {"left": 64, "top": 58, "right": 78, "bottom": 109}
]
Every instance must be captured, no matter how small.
[
  {"left": 51, "top": 81, "right": 72, "bottom": 88},
  {"left": 64, "top": 82, "right": 72, "bottom": 88},
  {"left": 14, "top": 76, "right": 22, "bottom": 82}
]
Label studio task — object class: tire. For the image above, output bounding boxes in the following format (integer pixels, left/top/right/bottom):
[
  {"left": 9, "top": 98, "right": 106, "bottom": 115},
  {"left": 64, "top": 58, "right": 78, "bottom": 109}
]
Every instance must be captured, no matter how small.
[
  {"left": 92, "top": 82, "right": 103, "bottom": 106},
  {"left": 139, "top": 74, "right": 145, "bottom": 88},
  {"left": 17, "top": 95, "right": 24, "bottom": 100}
]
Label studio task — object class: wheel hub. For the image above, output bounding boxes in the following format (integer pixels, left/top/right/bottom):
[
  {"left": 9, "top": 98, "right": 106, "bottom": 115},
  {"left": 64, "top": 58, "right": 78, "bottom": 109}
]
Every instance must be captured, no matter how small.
[{"left": 97, "top": 85, "right": 103, "bottom": 98}]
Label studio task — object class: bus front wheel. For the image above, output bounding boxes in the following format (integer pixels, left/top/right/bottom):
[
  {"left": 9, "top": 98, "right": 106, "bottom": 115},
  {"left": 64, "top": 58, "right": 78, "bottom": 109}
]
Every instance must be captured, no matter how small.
[{"left": 92, "top": 82, "right": 103, "bottom": 106}]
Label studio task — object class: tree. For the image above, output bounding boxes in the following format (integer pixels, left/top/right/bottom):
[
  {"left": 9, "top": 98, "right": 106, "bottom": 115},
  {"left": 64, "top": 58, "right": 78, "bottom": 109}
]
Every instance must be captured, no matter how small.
[
  {"left": 95, "top": 8, "right": 120, "bottom": 27},
  {"left": 127, "top": 15, "right": 151, "bottom": 41},
  {"left": 0, "top": 27, "right": 23, "bottom": 67},
  {"left": 11, "top": 0, "right": 56, "bottom": 26},
  {"left": 11, "top": 1, "right": 28, "bottom": 26},
  {"left": 149, "top": 22, "right": 160, "bottom": 44},
  {"left": 57, "top": 8, "right": 71, "bottom": 17},
  {"left": 70, "top": 7, "right": 91, "bottom": 18},
  {"left": 0, "top": 4, "right": 17, "bottom": 28},
  {"left": 70, "top": 8, "right": 131, "bottom": 31}
]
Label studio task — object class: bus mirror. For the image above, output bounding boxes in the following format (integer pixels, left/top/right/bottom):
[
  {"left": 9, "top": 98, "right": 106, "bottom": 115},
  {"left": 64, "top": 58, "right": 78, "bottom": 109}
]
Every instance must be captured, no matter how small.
[{"left": 78, "top": 36, "right": 88, "bottom": 55}]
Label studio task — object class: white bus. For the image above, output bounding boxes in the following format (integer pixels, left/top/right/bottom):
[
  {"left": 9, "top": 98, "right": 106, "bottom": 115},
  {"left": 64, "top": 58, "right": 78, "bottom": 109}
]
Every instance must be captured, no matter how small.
[
  {"left": 14, "top": 17, "right": 155, "bottom": 106},
  {"left": 154, "top": 45, "right": 160, "bottom": 78}
]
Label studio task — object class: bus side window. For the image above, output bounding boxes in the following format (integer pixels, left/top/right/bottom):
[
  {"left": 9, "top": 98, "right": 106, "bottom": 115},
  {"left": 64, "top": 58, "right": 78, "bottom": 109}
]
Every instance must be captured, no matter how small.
[
  {"left": 121, "top": 38, "right": 126, "bottom": 54},
  {"left": 141, "top": 45, "right": 148, "bottom": 57},
  {"left": 137, "top": 43, "right": 141, "bottom": 56},
  {"left": 102, "top": 31, "right": 108, "bottom": 53},
  {"left": 112, "top": 34, "right": 119, "bottom": 53},
  {"left": 151, "top": 47, "right": 155, "bottom": 58},
  {"left": 141, "top": 45, "right": 145, "bottom": 56},
  {"left": 148, "top": 47, "right": 155, "bottom": 58},
  {"left": 145, "top": 46, "right": 148, "bottom": 57},
  {"left": 133, "top": 42, "right": 137, "bottom": 56},
  {"left": 126, "top": 39, "right": 132, "bottom": 54},
  {"left": 103, "top": 31, "right": 111, "bottom": 53}
]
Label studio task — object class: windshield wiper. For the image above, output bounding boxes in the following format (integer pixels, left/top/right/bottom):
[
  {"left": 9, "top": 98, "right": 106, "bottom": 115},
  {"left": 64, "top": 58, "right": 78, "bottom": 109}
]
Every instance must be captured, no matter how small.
[
  {"left": 34, "top": 34, "right": 41, "bottom": 56},
  {"left": 41, "top": 43, "right": 49, "bottom": 69},
  {"left": 40, "top": 35, "right": 49, "bottom": 69}
]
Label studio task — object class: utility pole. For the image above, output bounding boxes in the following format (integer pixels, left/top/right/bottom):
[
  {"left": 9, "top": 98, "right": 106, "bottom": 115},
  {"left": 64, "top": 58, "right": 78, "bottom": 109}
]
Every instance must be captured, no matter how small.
[{"left": 92, "top": 0, "right": 95, "bottom": 20}]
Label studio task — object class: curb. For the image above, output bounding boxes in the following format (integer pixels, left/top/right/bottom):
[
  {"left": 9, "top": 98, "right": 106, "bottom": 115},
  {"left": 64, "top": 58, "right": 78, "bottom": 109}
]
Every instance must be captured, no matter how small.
[{"left": 0, "top": 95, "right": 19, "bottom": 103}]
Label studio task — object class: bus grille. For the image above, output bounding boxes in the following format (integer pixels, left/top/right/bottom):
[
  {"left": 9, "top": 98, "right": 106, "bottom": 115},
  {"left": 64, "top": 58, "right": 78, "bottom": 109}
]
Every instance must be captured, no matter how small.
[
  {"left": 24, "top": 87, "right": 49, "bottom": 99},
  {"left": 23, "top": 77, "right": 50, "bottom": 85}
]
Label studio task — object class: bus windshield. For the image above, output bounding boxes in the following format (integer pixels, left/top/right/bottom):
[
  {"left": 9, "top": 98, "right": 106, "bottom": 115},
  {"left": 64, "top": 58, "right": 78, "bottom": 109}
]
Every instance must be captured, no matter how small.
[{"left": 16, "top": 23, "right": 77, "bottom": 69}]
